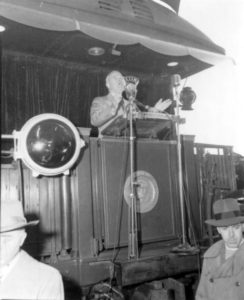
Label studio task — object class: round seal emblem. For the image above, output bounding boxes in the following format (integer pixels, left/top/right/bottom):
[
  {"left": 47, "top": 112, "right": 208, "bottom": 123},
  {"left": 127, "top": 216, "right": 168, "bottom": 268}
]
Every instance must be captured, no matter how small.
[{"left": 123, "top": 170, "right": 159, "bottom": 213}]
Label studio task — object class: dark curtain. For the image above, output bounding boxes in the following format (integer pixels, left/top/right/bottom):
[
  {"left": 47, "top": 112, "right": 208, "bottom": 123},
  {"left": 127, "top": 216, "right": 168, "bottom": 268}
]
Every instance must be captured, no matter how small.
[
  {"left": 1, "top": 51, "right": 107, "bottom": 133},
  {"left": 1, "top": 51, "right": 168, "bottom": 134}
]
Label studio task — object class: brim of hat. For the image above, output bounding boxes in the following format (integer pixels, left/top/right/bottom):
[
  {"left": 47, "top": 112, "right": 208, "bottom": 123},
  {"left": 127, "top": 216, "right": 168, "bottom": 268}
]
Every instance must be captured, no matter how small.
[
  {"left": 205, "top": 216, "right": 244, "bottom": 227},
  {"left": 0, "top": 220, "right": 39, "bottom": 233}
]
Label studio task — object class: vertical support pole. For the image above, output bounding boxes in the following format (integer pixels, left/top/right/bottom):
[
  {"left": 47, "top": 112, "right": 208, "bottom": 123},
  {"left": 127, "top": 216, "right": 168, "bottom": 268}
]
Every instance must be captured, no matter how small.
[
  {"left": 128, "top": 97, "right": 138, "bottom": 259},
  {"left": 60, "top": 174, "right": 72, "bottom": 253},
  {"left": 175, "top": 90, "right": 187, "bottom": 245},
  {"left": 171, "top": 74, "right": 187, "bottom": 246},
  {"left": 124, "top": 76, "right": 140, "bottom": 260},
  {"left": 171, "top": 75, "right": 199, "bottom": 254},
  {"left": 17, "top": 159, "right": 25, "bottom": 207}
]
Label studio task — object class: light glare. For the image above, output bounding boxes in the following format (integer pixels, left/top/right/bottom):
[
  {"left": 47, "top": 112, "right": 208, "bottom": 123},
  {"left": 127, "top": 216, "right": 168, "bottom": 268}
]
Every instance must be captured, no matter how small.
[
  {"left": 167, "top": 61, "right": 179, "bottom": 67},
  {"left": 0, "top": 25, "right": 6, "bottom": 32}
]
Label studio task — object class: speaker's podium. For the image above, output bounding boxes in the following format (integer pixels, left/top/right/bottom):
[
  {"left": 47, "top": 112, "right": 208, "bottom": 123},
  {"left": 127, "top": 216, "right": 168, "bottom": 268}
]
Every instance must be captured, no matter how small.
[
  {"left": 90, "top": 112, "right": 180, "bottom": 250},
  {"left": 101, "top": 112, "right": 175, "bottom": 140}
]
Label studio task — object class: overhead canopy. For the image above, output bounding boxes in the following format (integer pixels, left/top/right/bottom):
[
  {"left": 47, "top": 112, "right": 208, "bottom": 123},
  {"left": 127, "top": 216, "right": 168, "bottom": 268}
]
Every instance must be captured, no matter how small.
[
  {"left": 158, "top": 0, "right": 181, "bottom": 13},
  {"left": 0, "top": 0, "right": 231, "bottom": 77}
]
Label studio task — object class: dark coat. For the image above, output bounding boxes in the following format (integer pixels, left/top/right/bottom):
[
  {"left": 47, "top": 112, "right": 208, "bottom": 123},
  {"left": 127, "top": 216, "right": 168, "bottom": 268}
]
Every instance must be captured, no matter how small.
[{"left": 90, "top": 94, "right": 129, "bottom": 133}]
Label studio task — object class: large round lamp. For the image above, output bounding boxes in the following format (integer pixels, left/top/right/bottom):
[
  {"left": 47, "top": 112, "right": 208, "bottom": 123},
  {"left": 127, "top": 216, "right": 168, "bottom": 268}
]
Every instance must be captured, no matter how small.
[{"left": 12, "top": 114, "right": 85, "bottom": 176}]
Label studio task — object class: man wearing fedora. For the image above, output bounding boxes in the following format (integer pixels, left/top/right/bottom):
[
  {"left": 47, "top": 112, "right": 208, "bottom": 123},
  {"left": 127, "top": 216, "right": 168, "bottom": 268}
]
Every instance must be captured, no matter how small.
[
  {"left": 0, "top": 200, "right": 64, "bottom": 300},
  {"left": 196, "top": 198, "right": 244, "bottom": 300}
]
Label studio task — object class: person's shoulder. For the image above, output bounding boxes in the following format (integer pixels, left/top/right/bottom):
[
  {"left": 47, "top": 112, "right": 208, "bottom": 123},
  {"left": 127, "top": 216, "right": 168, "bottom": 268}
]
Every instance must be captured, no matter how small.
[
  {"left": 92, "top": 94, "right": 110, "bottom": 103},
  {"left": 20, "top": 251, "right": 61, "bottom": 278},
  {"left": 37, "top": 260, "right": 62, "bottom": 279},
  {"left": 204, "top": 240, "right": 224, "bottom": 258},
  {"left": 91, "top": 95, "right": 110, "bottom": 110}
]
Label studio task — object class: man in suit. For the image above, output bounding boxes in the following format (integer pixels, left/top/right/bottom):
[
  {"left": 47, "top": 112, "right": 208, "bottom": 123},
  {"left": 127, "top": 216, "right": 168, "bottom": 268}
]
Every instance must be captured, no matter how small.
[
  {"left": 0, "top": 200, "right": 64, "bottom": 300},
  {"left": 90, "top": 70, "right": 172, "bottom": 135},
  {"left": 90, "top": 70, "right": 127, "bottom": 134},
  {"left": 196, "top": 198, "right": 244, "bottom": 300}
]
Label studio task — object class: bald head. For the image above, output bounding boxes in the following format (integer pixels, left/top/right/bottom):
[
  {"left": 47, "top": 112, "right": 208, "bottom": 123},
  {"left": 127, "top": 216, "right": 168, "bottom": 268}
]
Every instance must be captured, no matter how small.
[{"left": 105, "top": 71, "right": 126, "bottom": 94}]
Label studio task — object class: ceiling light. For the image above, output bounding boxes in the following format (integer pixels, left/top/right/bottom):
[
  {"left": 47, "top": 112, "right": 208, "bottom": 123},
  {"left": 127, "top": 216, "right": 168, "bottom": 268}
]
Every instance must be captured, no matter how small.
[
  {"left": 0, "top": 25, "right": 6, "bottom": 32},
  {"left": 111, "top": 44, "right": 121, "bottom": 56},
  {"left": 167, "top": 61, "right": 179, "bottom": 67},
  {"left": 88, "top": 47, "right": 105, "bottom": 56}
]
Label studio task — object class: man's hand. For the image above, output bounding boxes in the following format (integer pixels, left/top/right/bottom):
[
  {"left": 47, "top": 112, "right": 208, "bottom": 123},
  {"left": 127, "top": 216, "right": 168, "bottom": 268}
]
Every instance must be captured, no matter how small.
[{"left": 154, "top": 98, "right": 172, "bottom": 112}]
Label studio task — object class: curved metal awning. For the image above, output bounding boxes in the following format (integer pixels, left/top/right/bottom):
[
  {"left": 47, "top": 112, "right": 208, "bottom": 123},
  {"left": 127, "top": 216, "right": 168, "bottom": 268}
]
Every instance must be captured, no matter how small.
[{"left": 0, "top": 0, "right": 228, "bottom": 65}]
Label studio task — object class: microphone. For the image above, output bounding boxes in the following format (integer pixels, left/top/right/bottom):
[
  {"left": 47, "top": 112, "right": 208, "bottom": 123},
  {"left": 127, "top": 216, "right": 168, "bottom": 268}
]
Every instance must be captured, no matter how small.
[
  {"left": 171, "top": 74, "right": 181, "bottom": 87},
  {"left": 171, "top": 74, "right": 181, "bottom": 103},
  {"left": 124, "top": 76, "right": 139, "bottom": 100},
  {"left": 134, "top": 99, "right": 149, "bottom": 111},
  {"left": 125, "top": 82, "right": 138, "bottom": 100},
  {"left": 122, "top": 91, "right": 148, "bottom": 111}
]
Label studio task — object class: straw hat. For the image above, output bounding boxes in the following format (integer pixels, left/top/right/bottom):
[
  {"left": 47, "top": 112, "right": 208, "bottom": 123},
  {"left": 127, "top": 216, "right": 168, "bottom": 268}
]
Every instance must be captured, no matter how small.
[
  {"left": 0, "top": 201, "right": 39, "bottom": 233},
  {"left": 205, "top": 198, "right": 244, "bottom": 227}
]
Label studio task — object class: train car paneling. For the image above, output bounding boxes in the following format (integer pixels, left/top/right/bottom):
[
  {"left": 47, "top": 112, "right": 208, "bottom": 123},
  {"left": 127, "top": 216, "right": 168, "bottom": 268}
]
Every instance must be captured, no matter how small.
[
  {"left": 1, "top": 135, "right": 201, "bottom": 289},
  {"left": 72, "top": 135, "right": 95, "bottom": 259},
  {"left": 181, "top": 136, "right": 202, "bottom": 240},
  {"left": 89, "top": 137, "right": 180, "bottom": 250},
  {"left": 1, "top": 165, "right": 19, "bottom": 202},
  {"left": 0, "top": 164, "right": 62, "bottom": 256}
]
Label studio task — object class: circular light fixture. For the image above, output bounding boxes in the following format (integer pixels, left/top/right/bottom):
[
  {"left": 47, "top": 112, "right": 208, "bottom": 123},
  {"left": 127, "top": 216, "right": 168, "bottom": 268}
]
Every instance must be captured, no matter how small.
[
  {"left": 13, "top": 114, "right": 85, "bottom": 177},
  {"left": 0, "top": 25, "right": 6, "bottom": 32},
  {"left": 88, "top": 47, "right": 105, "bottom": 56},
  {"left": 167, "top": 61, "right": 179, "bottom": 67}
]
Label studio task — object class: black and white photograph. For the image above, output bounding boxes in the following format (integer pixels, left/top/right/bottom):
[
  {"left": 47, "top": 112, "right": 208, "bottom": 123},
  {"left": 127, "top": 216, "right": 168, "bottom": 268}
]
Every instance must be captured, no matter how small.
[{"left": 1, "top": 0, "right": 244, "bottom": 299}]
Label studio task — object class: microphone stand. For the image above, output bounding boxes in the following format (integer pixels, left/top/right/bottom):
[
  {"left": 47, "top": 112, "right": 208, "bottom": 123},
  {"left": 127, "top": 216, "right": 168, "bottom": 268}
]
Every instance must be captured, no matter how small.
[
  {"left": 125, "top": 79, "right": 139, "bottom": 260},
  {"left": 174, "top": 81, "right": 187, "bottom": 245},
  {"left": 171, "top": 75, "right": 199, "bottom": 254}
]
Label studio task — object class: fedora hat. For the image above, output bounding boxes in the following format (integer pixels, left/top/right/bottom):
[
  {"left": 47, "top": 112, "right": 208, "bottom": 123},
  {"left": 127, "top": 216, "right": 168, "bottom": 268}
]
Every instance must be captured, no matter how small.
[
  {"left": 205, "top": 198, "right": 244, "bottom": 227},
  {"left": 0, "top": 201, "right": 39, "bottom": 233}
]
